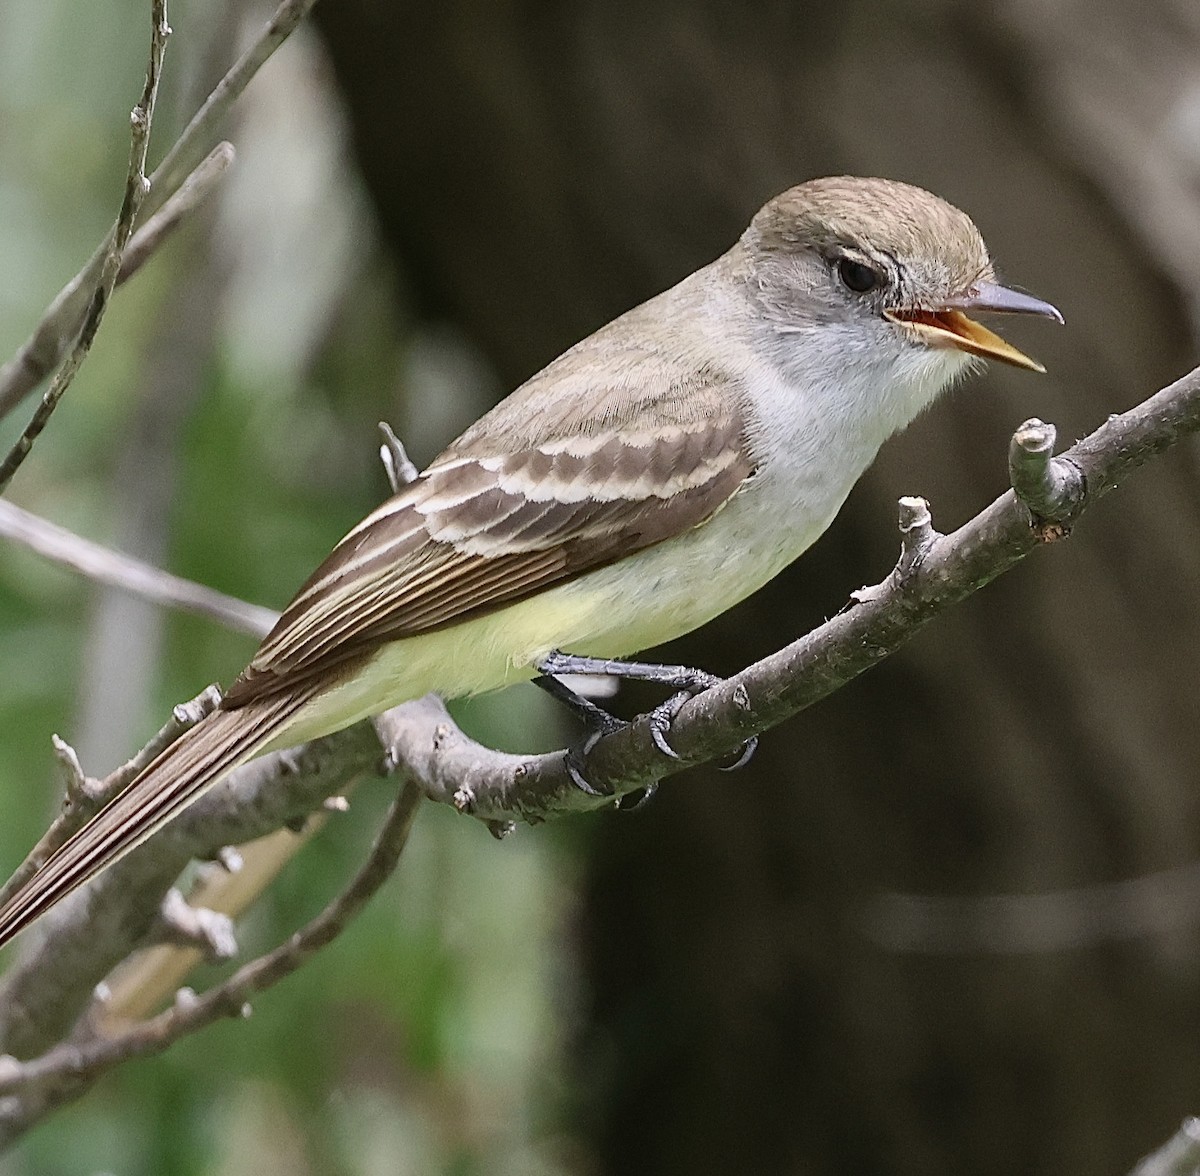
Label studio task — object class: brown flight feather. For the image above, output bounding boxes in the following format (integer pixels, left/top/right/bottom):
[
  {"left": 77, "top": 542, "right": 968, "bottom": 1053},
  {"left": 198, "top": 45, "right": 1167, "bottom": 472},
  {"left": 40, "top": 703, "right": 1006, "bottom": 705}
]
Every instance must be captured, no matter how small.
[
  {"left": 225, "top": 363, "right": 753, "bottom": 705},
  {"left": 0, "top": 347, "right": 754, "bottom": 948}
]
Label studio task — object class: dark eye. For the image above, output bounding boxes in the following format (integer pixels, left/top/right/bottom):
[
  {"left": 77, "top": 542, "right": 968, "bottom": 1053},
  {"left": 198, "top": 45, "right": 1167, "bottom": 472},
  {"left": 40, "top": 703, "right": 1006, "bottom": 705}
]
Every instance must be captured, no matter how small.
[{"left": 837, "top": 257, "right": 883, "bottom": 294}]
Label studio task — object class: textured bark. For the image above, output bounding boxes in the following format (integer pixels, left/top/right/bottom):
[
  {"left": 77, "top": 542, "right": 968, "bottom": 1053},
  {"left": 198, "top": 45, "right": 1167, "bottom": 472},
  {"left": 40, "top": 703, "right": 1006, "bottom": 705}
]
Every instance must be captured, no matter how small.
[{"left": 314, "top": 2, "right": 1200, "bottom": 1172}]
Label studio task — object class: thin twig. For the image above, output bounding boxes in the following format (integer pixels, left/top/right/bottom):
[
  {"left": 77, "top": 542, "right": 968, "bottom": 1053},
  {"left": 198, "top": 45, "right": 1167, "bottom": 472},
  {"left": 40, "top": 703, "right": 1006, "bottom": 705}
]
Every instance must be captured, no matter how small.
[
  {"left": 0, "top": 0, "right": 320, "bottom": 419},
  {"left": 148, "top": 0, "right": 319, "bottom": 203},
  {"left": 0, "top": 687, "right": 222, "bottom": 912},
  {"left": 117, "top": 141, "right": 235, "bottom": 286},
  {"left": 0, "top": 781, "right": 420, "bottom": 1100},
  {"left": 0, "top": 1, "right": 170, "bottom": 491},
  {"left": 864, "top": 858, "right": 1200, "bottom": 954},
  {"left": 0, "top": 498, "right": 277, "bottom": 638}
]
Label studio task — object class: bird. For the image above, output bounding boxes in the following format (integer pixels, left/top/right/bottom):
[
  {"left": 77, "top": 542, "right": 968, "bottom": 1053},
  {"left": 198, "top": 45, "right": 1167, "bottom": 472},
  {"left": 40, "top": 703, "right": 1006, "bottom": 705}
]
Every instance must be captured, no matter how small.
[{"left": 0, "top": 176, "right": 1061, "bottom": 949}]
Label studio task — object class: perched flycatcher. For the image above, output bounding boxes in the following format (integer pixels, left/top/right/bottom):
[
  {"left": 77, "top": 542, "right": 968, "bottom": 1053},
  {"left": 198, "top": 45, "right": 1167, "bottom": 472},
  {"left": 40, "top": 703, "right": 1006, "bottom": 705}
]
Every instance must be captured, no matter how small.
[{"left": 0, "top": 176, "right": 1061, "bottom": 947}]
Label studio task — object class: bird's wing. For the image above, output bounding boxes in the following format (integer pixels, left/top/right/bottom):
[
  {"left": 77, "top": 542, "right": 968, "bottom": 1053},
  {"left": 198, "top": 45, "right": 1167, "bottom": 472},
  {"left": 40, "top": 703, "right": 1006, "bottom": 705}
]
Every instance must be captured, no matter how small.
[
  {"left": 0, "top": 361, "right": 755, "bottom": 948},
  {"left": 225, "top": 369, "right": 755, "bottom": 706}
]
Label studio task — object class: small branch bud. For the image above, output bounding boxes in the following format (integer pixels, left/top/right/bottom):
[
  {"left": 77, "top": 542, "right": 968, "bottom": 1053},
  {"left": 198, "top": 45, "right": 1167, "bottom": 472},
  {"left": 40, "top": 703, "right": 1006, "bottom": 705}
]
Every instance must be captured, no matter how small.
[
  {"left": 174, "top": 987, "right": 199, "bottom": 1012},
  {"left": 896, "top": 495, "right": 936, "bottom": 579},
  {"left": 215, "top": 846, "right": 243, "bottom": 874},
  {"left": 157, "top": 889, "right": 238, "bottom": 962},
  {"left": 172, "top": 685, "right": 222, "bottom": 728},
  {"left": 378, "top": 422, "right": 419, "bottom": 492},
  {"left": 1008, "top": 417, "right": 1084, "bottom": 529},
  {"left": 52, "top": 736, "right": 106, "bottom": 811}
]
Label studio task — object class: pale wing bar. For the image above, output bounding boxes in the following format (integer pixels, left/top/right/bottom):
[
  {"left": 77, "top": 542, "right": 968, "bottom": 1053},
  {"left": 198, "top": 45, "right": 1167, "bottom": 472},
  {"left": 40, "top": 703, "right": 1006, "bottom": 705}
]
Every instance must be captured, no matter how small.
[{"left": 224, "top": 413, "right": 752, "bottom": 708}]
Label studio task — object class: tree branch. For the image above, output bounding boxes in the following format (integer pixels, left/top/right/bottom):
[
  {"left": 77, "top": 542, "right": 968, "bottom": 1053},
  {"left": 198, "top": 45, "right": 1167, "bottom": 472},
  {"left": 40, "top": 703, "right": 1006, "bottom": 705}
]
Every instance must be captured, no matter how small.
[
  {"left": 1, "top": 362, "right": 1199, "bottom": 1140},
  {"left": 116, "top": 141, "right": 235, "bottom": 287},
  {"left": 864, "top": 858, "right": 1200, "bottom": 954},
  {"left": 0, "top": 0, "right": 170, "bottom": 490},
  {"left": 0, "top": 720, "right": 384, "bottom": 1067},
  {"left": 0, "top": 780, "right": 420, "bottom": 1137},
  {"left": 0, "top": 498, "right": 277, "bottom": 639},
  {"left": 0, "top": 0, "right": 320, "bottom": 420}
]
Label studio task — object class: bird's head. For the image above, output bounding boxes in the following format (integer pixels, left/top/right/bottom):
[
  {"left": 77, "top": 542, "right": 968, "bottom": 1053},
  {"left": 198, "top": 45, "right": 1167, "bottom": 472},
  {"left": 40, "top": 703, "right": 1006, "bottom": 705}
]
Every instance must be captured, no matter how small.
[{"left": 742, "top": 176, "right": 1062, "bottom": 377}]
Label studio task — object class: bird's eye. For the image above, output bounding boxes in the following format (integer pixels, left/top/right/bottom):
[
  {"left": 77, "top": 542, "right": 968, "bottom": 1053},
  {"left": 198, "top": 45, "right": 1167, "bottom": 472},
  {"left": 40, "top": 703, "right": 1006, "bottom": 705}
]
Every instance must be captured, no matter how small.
[{"left": 837, "top": 257, "right": 883, "bottom": 294}]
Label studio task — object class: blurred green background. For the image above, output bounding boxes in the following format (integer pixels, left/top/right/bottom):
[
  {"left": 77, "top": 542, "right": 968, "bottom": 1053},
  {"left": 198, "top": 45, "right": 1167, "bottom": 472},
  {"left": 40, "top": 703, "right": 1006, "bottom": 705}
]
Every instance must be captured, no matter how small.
[{"left": 0, "top": 3, "right": 586, "bottom": 1173}]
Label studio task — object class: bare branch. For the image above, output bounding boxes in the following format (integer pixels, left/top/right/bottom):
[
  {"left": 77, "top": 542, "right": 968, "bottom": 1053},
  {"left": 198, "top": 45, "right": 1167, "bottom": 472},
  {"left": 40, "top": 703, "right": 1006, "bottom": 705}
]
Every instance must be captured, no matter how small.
[
  {"left": 0, "top": 781, "right": 419, "bottom": 1121},
  {"left": 1130, "top": 1118, "right": 1200, "bottom": 1176},
  {"left": 375, "top": 696, "right": 554, "bottom": 817},
  {"left": 98, "top": 826, "right": 321, "bottom": 1024},
  {"left": 864, "top": 859, "right": 1200, "bottom": 954},
  {"left": 116, "top": 142, "right": 235, "bottom": 286},
  {"left": 0, "top": 420, "right": 414, "bottom": 1045},
  {"left": 0, "top": 687, "right": 222, "bottom": 913},
  {"left": 148, "top": 0, "right": 320, "bottom": 205},
  {"left": 0, "top": 499, "right": 277, "bottom": 638},
  {"left": 0, "top": 417, "right": 412, "bottom": 638},
  {"left": 0, "top": 720, "right": 384, "bottom": 1074},
  {"left": 0, "top": 0, "right": 321, "bottom": 419},
  {"left": 0, "top": 1, "right": 170, "bottom": 490}
]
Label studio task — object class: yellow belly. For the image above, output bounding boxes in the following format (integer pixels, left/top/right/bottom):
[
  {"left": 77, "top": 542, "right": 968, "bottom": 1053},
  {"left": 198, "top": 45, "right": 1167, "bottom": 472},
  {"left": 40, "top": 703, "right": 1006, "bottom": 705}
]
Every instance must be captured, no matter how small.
[{"left": 273, "top": 478, "right": 833, "bottom": 750}]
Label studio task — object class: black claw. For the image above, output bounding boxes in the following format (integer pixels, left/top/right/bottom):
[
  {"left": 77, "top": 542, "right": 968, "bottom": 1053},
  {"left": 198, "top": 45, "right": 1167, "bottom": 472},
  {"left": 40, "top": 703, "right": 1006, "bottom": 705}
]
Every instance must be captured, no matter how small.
[
  {"left": 564, "top": 727, "right": 615, "bottom": 796},
  {"left": 648, "top": 722, "right": 681, "bottom": 759},
  {"left": 616, "top": 782, "right": 659, "bottom": 812},
  {"left": 647, "top": 693, "right": 688, "bottom": 760},
  {"left": 565, "top": 756, "right": 604, "bottom": 796},
  {"left": 719, "top": 735, "right": 759, "bottom": 772}
]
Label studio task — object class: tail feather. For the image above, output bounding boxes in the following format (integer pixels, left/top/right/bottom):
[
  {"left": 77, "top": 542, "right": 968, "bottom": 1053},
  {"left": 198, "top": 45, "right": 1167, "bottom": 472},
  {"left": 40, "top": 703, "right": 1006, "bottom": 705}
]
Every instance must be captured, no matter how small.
[{"left": 0, "top": 690, "right": 314, "bottom": 950}]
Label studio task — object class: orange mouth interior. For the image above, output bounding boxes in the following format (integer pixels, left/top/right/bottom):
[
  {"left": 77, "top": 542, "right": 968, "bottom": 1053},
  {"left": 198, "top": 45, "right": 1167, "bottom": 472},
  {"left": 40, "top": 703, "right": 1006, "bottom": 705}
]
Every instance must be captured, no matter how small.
[{"left": 886, "top": 307, "right": 1045, "bottom": 372}]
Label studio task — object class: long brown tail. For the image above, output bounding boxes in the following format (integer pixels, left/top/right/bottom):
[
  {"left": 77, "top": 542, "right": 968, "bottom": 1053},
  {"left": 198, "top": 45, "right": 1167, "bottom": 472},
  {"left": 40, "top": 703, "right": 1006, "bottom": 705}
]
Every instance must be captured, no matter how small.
[{"left": 0, "top": 689, "right": 314, "bottom": 950}]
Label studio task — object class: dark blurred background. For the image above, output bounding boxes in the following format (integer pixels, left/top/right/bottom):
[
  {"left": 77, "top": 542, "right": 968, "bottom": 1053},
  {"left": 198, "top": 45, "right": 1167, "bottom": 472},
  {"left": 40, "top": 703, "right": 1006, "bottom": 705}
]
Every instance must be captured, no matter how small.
[{"left": 2, "top": 0, "right": 1200, "bottom": 1172}]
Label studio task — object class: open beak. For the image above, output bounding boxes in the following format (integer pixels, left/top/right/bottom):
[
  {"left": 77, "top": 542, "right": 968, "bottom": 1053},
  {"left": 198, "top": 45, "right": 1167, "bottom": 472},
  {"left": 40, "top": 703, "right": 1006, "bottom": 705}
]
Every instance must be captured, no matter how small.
[{"left": 885, "top": 281, "right": 1063, "bottom": 373}]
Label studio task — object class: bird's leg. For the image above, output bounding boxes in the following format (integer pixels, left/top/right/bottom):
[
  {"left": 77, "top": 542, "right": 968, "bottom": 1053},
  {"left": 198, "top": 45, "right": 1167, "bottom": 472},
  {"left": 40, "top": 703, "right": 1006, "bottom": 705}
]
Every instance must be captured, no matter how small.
[
  {"left": 531, "top": 672, "right": 636, "bottom": 797},
  {"left": 532, "top": 672, "right": 661, "bottom": 809},
  {"left": 534, "top": 651, "right": 758, "bottom": 794}
]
